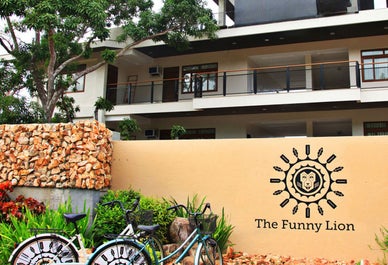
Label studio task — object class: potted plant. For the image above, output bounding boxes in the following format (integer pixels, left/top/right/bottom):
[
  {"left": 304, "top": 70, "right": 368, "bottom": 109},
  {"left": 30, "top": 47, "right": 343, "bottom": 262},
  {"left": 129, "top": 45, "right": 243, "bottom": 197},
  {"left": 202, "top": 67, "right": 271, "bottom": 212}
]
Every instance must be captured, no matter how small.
[
  {"left": 170, "top": 125, "right": 186, "bottom": 139},
  {"left": 119, "top": 118, "right": 140, "bottom": 140}
]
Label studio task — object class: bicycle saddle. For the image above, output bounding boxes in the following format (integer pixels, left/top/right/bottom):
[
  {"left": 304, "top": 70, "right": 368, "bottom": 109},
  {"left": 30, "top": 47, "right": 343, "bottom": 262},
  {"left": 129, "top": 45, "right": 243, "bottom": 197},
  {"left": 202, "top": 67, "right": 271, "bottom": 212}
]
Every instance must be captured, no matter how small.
[
  {"left": 64, "top": 213, "right": 87, "bottom": 223},
  {"left": 137, "top": 224, "right": 160, "bottom": 233}
]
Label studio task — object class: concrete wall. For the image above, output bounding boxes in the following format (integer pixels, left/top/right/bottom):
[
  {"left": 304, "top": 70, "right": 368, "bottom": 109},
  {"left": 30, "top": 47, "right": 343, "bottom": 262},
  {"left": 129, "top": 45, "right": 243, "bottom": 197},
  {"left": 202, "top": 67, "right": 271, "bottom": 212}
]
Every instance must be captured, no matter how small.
[{"left": 110, "top": 137, "right": 388, "bottom": 262}]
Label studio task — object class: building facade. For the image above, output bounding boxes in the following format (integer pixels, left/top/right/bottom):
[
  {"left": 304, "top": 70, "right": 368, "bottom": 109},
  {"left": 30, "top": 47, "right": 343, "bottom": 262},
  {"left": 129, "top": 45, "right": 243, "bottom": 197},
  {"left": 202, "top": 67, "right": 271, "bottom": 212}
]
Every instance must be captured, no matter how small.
[{"left": 72, "top": 0, "right": 388, "bottom": 139}]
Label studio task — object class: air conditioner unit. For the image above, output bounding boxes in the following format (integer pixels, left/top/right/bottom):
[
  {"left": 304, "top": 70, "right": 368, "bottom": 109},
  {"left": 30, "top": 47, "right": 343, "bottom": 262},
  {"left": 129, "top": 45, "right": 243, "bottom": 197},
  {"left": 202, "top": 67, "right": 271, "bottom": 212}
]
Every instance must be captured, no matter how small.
[
  {"left": 144, "top": 129, "right": 157, "bottom": 138},
  {"left": 149, "top": 66, "right": 162, "bottom": 76}
]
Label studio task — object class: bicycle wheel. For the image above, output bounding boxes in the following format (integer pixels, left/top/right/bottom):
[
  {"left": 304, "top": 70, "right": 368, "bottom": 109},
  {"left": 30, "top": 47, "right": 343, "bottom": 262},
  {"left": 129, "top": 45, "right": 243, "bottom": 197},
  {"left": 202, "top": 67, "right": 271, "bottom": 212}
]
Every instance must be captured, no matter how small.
[
  {"left": 194, "top": 238, "right": 223, "bottom": 265},
  {"left": 88, "top": 239, "right": 151, "bottom": 265},
  {"left": 139, "top": 235, "right": 164, "bottom": 265},
  {"left": 9, "top": 234, "right": 78, "bottom": 265}
]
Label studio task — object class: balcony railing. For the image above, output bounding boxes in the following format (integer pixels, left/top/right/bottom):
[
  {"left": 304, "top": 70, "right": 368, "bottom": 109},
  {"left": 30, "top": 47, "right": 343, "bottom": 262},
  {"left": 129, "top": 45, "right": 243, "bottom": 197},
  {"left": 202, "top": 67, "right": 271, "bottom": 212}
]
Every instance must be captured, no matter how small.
[{"left": 106, "top": 61, "right": 362, "bottom": 105}]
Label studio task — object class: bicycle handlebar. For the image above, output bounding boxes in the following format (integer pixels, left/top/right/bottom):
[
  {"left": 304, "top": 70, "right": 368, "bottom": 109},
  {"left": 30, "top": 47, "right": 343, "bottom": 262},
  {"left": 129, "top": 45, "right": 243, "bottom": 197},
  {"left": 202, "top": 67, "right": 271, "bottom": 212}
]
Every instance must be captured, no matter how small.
[
  {"left": 167, "top": 202, "right": 211, "bottom": 217},
  {"left": 101, "top": 197, "right": 140, "bottom": 224}
]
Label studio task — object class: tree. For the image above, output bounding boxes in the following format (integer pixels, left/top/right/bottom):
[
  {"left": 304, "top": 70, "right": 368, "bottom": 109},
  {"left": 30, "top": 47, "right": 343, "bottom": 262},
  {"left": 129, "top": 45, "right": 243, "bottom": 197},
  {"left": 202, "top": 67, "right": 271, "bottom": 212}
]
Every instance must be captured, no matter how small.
[
  {"left": 0, "top": 95, "right": 45, "bottom": 124},
  {"left": 0, "top": 0, "right": 218, "bottom": 122}
]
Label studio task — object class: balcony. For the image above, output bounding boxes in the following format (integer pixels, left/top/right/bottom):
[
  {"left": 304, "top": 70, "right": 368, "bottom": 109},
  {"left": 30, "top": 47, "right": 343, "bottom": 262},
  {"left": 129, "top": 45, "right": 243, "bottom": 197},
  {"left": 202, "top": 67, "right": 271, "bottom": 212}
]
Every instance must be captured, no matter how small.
[{"left": 106, "top": 61, "right": 365, "bottom": 109}]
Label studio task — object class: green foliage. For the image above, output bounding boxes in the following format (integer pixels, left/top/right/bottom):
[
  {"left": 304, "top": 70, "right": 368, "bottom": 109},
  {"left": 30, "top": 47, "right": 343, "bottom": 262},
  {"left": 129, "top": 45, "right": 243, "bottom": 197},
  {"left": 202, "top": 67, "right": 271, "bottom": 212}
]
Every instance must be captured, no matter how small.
[
  {"left": 119, "top": 118, "right": 141, "bottom": 140},
  {"left": 139, "top": 197, "right": 175, "bottom": 244},
  {"left": 92, "top": 189, "right": 175, "bottom": 246},
  {"left": 92, "top": 189, "right": 141, "bottom": 246},
  {"left": 101, "top": 49, "right": 117, "bottom": 64},
  {"left": 374, "top": 226, "right": 388, "bottom": 265},
  {"left": 213, "top": 208, "right": 234, "bottom": 253},
  {"left": 94, "top": 97, "right": 114, "bottom": 120},
  {"left": 167, "top": 194, "right": 234, "bottom": 253},
  {"left": 170, "top": 125, "right": 186, "bottom": 139},
  {"left": 51, "top": 95, "right": 80, "bottom": 123},
  {"left": 0, "top": 199, "right": 91, "bottom": 265},
  {"left": 0, "top": 95, "right": 45, "bottom": 124}
]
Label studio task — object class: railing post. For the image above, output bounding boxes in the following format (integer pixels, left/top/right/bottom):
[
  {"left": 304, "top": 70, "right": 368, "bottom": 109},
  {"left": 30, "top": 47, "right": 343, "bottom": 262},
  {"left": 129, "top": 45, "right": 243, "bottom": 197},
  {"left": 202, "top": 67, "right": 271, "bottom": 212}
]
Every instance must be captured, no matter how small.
[
  {"left": 286, "top": 67, "right": 290, "bottom": 92},
  {"left": 356, "top": 61, "right": 361, "bottom": 88},
  {"left": 253, "top": 69, "right": 258, "bottom": 94},
  {"left": 319, "top": 64, "right": 325, "bottom": 90},
  {"left": 175, "top": 80, "right": 179, "bottom": 101},
  {"left": 150, "top": 81, "right": 154, "bottom": 103},
  {"left": 127, "top": 84, "right": 132, "bottom": 104},
  {"left": 194, "top": 74, "right": 202, "bottom": 98},
  {"left": 223, "top": 72, "right": 227, "bottom": 96}
]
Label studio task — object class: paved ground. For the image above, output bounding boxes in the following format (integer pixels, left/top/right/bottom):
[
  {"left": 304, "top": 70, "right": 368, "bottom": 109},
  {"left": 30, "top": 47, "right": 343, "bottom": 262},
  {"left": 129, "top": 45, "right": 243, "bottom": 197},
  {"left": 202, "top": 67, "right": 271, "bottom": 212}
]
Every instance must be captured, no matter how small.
[{"left": 223, "top": 247, "right": 380, "bottom": 265}]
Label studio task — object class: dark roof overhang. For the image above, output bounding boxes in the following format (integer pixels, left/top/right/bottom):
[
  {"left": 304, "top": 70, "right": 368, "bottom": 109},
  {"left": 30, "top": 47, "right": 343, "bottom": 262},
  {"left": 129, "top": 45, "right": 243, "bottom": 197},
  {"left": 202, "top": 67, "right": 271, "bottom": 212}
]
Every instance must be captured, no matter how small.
[{"left": 135, "top": 20, "right": 388, "bottom": 58}]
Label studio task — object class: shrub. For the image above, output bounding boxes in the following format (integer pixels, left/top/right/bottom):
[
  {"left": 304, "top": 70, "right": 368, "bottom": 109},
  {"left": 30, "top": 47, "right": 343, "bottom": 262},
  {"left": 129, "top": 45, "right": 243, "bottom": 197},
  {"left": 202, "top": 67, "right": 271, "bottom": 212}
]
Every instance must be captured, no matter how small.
[
  {"left": 374, "top": 226, "right": 388, "bottom": 265},
  {"left": 0, "top": 181, "right": 45, "bottom": 222},
  {"left": 92, "top": 189, "right": 175, "bottom": 245},
  {"left": 91, "top": 189, "right": 142, "bottom": 246},
  {"left": 139, "top": 196, "right": 176, "bottom": 244}
]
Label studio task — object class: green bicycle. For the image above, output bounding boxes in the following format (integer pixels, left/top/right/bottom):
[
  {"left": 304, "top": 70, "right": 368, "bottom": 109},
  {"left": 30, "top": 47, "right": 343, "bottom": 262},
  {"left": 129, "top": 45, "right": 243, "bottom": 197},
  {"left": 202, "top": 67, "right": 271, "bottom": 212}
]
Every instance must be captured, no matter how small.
[{"left": 87, "top": 202, "right": 223, "bottom": 265}]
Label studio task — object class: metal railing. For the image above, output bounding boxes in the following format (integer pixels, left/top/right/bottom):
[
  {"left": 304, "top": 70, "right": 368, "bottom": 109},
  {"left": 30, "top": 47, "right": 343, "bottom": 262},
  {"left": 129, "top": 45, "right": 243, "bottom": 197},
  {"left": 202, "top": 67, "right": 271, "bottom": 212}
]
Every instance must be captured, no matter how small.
[{"left": 106, "top": 61, "right": 362, "bottom": 105}]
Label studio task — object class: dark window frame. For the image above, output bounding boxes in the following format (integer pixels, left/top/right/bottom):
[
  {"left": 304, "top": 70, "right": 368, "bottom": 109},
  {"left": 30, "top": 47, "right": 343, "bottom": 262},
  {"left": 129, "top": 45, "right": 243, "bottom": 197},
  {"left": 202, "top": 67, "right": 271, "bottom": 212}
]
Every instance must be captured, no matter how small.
[
  {"left": 181, "top": 63, "right": 218, "bottom": 94},
  {"left": 361, "top": 49, "right": 388, "bottom": 82},
  {"left": 363, "top": 121, "right": 388, "bottom": 136}
]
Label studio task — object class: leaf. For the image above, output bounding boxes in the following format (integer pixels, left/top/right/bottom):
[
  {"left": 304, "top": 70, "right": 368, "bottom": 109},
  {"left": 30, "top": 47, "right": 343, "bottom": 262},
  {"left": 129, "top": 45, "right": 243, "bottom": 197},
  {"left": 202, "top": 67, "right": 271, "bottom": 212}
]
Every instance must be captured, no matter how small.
[
  {"left": 273, "top": 190, "right": 283, "bottom": 195},
  {"left": 334, "top": 191, "right": 344, "bottom": 197},
  {"left": 317, "top": 148, "right": 323, "bottom": 157},
  {"left": 273, "top": 166, "right": 283, "bottom": 172},
  {"left": 292, "top": 148, "right": 298, "bottom": 158},
  {"left": 292, "top": 205, "right": 298, "bottom": 214},
  {"left": 333, "top": 167, "right": 343, "bottom": 172},
  {"left": 318, "top": 205, "right": 324, "bottom": 215}
]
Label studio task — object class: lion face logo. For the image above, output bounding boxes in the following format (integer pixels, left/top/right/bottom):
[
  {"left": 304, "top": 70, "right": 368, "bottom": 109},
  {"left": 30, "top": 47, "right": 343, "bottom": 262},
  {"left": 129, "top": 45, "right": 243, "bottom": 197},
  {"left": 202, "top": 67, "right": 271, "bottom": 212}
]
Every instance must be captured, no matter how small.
[
  {"left": 270, "top": 145, "right": 347, "bottom": 218},
  {"left": 300, "top": 171, "right": 316, "bottom": 191}
]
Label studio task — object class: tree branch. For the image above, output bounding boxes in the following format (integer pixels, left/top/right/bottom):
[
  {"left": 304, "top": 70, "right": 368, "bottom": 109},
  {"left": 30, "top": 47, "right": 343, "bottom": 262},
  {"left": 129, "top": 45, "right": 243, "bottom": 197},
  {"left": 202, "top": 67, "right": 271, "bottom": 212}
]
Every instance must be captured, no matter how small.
[
  {"left": 0, "top": 38, "right": 12, "bottom": 54},
  {"left": 53, "top": 37, "right": 95, "bottom": 78},
  {"left": 116, "top": 28, "right": 173, "bottom": 58},
  {"left": 46, "top": 28, "right": 57, "bottom": 101},
  {"left": 5, "top": 16, "right": 19, "bottom": 52}
]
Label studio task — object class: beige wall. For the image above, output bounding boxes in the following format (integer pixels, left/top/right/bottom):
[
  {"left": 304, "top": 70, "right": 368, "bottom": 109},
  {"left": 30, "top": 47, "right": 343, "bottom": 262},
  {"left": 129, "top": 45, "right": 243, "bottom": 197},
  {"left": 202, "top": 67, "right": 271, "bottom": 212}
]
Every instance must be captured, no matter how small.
[{"left": 111, "top": 137, "right": 388, "bottom": 262}]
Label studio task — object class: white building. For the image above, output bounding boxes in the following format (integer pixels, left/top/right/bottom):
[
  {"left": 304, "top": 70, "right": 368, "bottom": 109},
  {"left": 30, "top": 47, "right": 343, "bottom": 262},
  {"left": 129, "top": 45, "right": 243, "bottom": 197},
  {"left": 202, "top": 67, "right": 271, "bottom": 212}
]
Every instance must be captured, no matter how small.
[{"left": 72, "top": 0, "right": 388, "bottom": 139}]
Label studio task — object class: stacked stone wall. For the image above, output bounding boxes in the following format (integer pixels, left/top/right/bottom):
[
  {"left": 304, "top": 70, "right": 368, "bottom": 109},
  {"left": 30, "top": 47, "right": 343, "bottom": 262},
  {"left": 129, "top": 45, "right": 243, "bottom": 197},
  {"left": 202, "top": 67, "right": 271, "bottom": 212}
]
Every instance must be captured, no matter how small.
[{"left": 0, "top": 120, "right": 112, "bottom": 190}]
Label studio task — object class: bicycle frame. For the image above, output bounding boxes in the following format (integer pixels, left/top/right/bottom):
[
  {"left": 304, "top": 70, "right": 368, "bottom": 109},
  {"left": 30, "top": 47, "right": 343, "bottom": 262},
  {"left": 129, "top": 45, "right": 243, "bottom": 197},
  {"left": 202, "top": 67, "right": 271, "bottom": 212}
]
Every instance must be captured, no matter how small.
[{"left": 142, "top": 227, "right": 210, "bottom": 265}]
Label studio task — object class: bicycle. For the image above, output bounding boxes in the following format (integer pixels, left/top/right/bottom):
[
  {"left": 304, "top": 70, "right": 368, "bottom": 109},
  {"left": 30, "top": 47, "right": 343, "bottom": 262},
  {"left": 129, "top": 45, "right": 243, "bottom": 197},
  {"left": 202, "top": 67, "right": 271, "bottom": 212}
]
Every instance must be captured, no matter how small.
[
  {"left": 8, "top": 212, "right": 89, "bottom": 265},
  {"left": 8, "top": 197, "right": 162, "bottom": 265},
  {"left": 87, "top": 202, "right": 223, "bottom": 265}
]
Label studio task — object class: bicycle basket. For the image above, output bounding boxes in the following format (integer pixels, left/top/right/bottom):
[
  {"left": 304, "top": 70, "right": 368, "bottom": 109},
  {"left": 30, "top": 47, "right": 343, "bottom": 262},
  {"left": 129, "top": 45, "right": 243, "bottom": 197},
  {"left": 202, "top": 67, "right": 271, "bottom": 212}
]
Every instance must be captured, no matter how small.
[
  {"left": 189, "top": 214, "right": 218, "bottom": 235},
  {"left": 130, "top": 210, "right": 154, "bottom": 227}
]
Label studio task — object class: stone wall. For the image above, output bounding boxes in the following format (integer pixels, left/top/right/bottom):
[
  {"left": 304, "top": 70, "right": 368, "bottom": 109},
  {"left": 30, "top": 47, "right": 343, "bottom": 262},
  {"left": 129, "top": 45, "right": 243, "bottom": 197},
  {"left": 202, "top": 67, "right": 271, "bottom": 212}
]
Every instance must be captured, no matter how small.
[{"left": 0, "top": 120, "right": 112, "bottom": 190}]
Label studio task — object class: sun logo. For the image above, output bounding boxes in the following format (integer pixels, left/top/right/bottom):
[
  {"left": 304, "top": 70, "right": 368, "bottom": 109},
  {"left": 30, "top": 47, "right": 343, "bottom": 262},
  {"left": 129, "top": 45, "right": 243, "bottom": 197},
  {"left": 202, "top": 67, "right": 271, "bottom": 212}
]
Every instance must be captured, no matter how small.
[{"left": 270, "top": 145, "right": 347, "bottom": 218}]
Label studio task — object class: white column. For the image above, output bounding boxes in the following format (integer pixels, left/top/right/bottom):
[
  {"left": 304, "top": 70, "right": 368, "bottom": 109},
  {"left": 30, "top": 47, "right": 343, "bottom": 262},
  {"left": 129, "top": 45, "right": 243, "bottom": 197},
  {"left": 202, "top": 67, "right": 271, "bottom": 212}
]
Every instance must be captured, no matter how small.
[
  {"left": 218, "top": 0, "right": 226, "bottom": 27},
  {"left": 305, "top": 55, "right": 313, "bottom": 90}
]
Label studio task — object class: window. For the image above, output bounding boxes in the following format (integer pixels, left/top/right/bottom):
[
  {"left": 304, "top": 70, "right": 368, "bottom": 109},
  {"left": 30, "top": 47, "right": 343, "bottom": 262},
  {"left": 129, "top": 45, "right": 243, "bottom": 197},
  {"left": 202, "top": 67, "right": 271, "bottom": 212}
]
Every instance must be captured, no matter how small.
[
  {"left": 65, "top": 64, "right": 86, "bottom": 93},
  {"left": 182, "top": 63, "right": 218, "bottom": 93},
  {"left": 363, "top": 121, "right": 388, "bottom": 136},
  {"left": 361, "top": 49, "right": 388, "bottom": 81}
]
